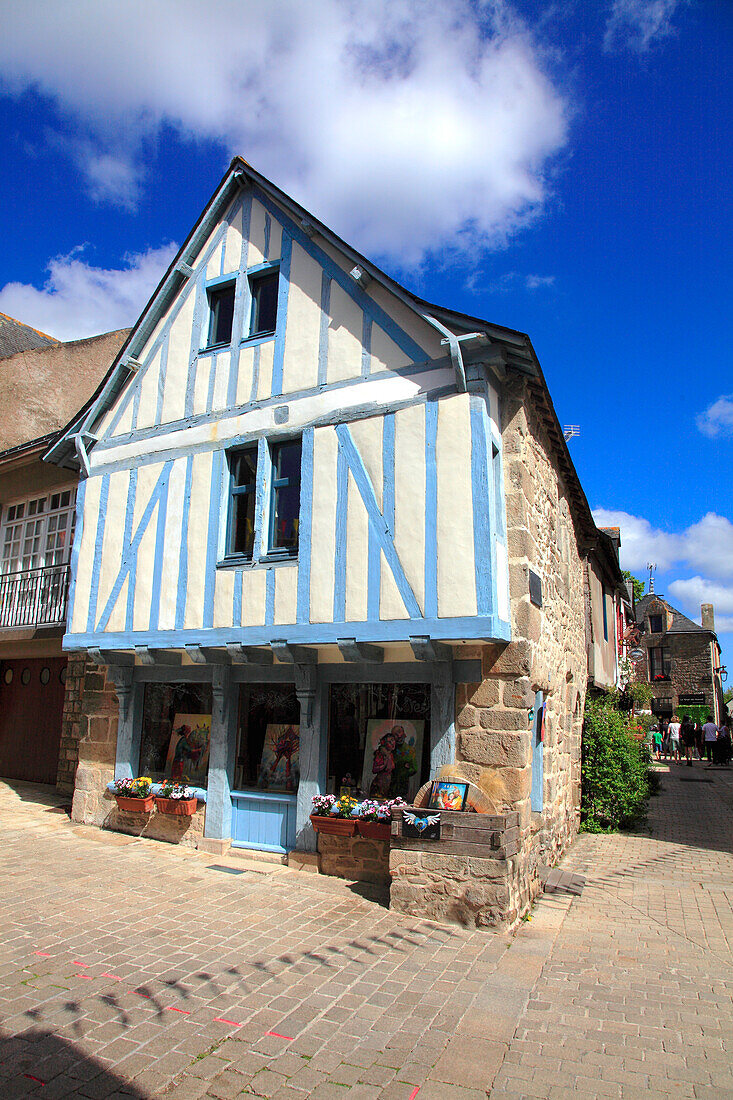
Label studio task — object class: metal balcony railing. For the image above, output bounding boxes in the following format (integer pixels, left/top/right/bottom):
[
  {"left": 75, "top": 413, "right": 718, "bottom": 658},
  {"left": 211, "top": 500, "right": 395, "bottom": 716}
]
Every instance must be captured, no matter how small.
[{"left": 0, "top": 564, "right": 70, "bottom": 628}]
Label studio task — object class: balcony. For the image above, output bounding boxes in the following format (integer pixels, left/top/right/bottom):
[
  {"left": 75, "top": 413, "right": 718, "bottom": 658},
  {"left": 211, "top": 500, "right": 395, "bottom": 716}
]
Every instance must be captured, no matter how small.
[{"left": 0, "top": 564, "right": 70, "bottom": 628}]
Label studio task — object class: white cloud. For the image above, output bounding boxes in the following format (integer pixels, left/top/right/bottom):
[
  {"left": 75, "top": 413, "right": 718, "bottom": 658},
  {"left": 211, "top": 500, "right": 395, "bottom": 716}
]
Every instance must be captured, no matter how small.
[
  {"left": 669, "top": 577, "right": 733, "bottom": 616},
  {"left": 604, "top": 0, "right": 682, "bottom": 52},
  {"left": 0, "top": 243, "right": 178, "bottom": 341},
  {"left": 525, "top": 274, "right": 555, "bottom": 289},
  {"left": 592, "top": 508, "right": 681, "bottom": 572},
  {"left": 697, "top": 395, "right": 733, "bottom": 439},
  {"left": 0, "top": 0, "right": 570, "bottom": 266}
]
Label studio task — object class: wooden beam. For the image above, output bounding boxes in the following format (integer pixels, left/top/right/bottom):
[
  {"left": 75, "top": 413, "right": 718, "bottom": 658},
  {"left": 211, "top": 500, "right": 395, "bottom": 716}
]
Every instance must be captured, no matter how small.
[
  {"left": 87, "top": 648, "right": 134, "bottom": 666},
  {"left": 134, "top": 647, "right": 182, "bottom": 666},
  {"left": 271, "top": 641, "right": 318, "bottom": 665},
  {"left": 337, "top": 639, "right": 384, "bottom": 663},
  {"left": 410, "top": 636, "right": 452, "bottom": 663},
  {"left": 226, "top": 644, "right": 273, "bottom": 665}
]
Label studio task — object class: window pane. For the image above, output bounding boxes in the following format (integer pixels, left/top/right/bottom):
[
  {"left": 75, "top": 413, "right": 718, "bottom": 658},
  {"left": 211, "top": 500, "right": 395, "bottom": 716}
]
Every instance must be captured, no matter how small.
[
  {"left": 232, "top": 492, "right": 256, "bottom": 557},
  {"left": 270, "top": 440, "right": 301, "bottom": 552},
  {"left": 250, "top": 271, "right": 279, "bottom": 335},
  {"left": 138, "top": 682, "right": 213, "bottom": 787},
  {"left": 232, "top": 448, "right": 257, "bottom": 489},
  {"left": 208, "top": 283, "right": 235, "bottom": 346}
]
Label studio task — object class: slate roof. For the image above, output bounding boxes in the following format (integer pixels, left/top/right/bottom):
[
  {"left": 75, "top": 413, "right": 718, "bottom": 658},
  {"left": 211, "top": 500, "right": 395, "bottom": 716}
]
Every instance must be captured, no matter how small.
[
  {"left": 0, "top": 312, "right": 57, "bottom": 359},
  {"left": 636, "top": 593, "right": 710, "bottom": 635}
]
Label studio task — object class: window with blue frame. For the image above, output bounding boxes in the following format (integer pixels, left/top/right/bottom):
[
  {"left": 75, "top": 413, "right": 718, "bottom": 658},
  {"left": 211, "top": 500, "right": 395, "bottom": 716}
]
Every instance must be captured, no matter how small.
[
  {"left": 206, "top": 281, "right": 236, "bottom": 348},
  {"left": 228, "top": 446, "right": 258, "bottom": 560},
  {"left": 269, "top": 440, "right": 301, "bottom": 555},
  {"left": 249, "top": 269, "right": 279, "bottom": 337},
  {"left": 224, "top": 437, "right": 301, "bottom": 564}
]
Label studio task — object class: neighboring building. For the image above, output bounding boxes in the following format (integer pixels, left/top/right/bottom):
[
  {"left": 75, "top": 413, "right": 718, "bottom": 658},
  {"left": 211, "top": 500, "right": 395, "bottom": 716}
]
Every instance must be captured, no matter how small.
[
  {"left": 0, "top": 324, "right": 130, "bottom": 788},
  {"left": 47, "top": 160, "right": 601, "bottom": 927},
  {"left": 634, "top": 592, "right": 725, "bottom": 723},
  {"left": 584, "top": 526, "right": 634, "bottom": 694}
]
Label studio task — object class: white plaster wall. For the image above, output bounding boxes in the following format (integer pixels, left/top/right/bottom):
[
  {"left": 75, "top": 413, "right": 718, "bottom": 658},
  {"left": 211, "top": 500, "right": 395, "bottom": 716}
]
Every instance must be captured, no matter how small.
[
  {"left": 309, "top": 426, "right": 338, "bottom": 622},
  {"left": 243, "top": 568, "right": 267, "bottom": 626},
  {"left": 157, "top": 459, "right": 187, "bottom": 631},
  {"left": 327, "top": 281, "right": 363, "bottom": 384},
  {"left": 274, "top": 565, "right": 298, "bottom": 625},
  {"left": 96, "top": 468, "right": 131, "bottom": 634},
  {"left": 393, "top": 403, "right": 426, "bottom": 613},
  {"left": 70, "top": 474, "right": 101, "bottom": 635},
  {"left": 182, "top": 451, "right": 213, "bottom": 631},
  {"left": 345, "top": 471, "right": 369, "bottom": 622},
  {"left": 161, "top": 295, "right": 195, "bottom": 425},
  {"left": 349, "top": 417, "right": 383, "bottom": 511},
  {"left": 282, "top": 242, "right": 321, "bottom": 395},
  {"left": 437, "top": 393, "right": 476, "bottom": 618}
]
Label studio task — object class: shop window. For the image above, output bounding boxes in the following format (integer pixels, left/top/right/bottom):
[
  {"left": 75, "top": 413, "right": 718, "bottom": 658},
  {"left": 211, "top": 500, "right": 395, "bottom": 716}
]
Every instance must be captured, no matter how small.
[
  {"left": 327, "top": 683, "right": 431, "bottom": 801},
  {"left": 235, "top": 683, "right": 299, "bottom": 792},
  {"left": 206, "top": 281, "right": 236, "bottom": 348},
  {"left": 138, "top": 682, "right": 213, "bottom": 786},
  {"left": 249, "top": 269, "right": 279, "bottom": 337}
]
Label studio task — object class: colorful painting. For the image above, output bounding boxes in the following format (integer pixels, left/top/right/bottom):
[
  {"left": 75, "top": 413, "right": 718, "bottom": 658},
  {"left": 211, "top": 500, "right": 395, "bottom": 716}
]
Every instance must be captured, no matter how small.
[
  {"left": 258, "top": 724, "right": 300, "bottom": 792},
  {"left": 361, "top": 719, "right": 424, "bottom": 801},
  {"left": 165, "top": 714, "right": 211, "bottom": 786},
  {"left": 428, "top": 780, "right": 468, "bottom": 811}
]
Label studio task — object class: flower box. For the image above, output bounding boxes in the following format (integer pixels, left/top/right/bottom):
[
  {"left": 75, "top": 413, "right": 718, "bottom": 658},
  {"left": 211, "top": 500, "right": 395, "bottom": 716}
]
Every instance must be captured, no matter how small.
[
  {"left": 155, "top": 796, "right": 198, "bottom": 816},
  {"left": 357, "top": 820, "right": 391, "bottom": 841},
  {"left": 115, "top": 794, "right": 155, "bottom": 814},
  {"left": 310, "top": 814, "right": 358, "bottom": 838}
]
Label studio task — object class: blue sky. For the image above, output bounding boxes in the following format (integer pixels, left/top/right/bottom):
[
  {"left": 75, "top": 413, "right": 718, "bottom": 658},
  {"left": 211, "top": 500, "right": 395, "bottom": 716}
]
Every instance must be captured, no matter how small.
[{"left": 0, "top": 0, "right": 730, "bottom": 674}]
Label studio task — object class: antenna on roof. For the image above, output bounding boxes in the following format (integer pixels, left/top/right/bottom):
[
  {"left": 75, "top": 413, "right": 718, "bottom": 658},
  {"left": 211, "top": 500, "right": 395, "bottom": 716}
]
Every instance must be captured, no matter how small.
[
  {"left": 563, "top": 425, "right": 580, "bottom": 441},
  {"left": 647, "top": 562, "right": 657, "bottom": 594}
]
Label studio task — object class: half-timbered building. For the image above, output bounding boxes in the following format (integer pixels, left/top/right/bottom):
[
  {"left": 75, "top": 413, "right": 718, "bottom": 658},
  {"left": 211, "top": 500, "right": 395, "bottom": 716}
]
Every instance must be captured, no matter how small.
[{"left": 47, "top": 160, "right": 596, "bottom": 925}]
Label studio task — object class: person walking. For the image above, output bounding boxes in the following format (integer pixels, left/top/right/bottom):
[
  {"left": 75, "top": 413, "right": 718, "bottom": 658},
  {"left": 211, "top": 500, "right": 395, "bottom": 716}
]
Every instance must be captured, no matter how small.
[
  {"left": 694, "top": 719, "right": 705, "bottom": 760},
  {"left": 659, "top": 716, "right": 670, "bottom": 761},
  {"left": 680, "top": 715, "right": 696, "bottom": 767},
  {"left": 702, "top": 715, "right": 719, "bottom": 764},
  {"left": 652, "top": 723, "right": 663, "bottom": 762},
  {"left": 716, "top": 719, "right": 732, "bottom": 767},
  {"left": 667, "top": 715, "right": 682, "bottom": 763}
]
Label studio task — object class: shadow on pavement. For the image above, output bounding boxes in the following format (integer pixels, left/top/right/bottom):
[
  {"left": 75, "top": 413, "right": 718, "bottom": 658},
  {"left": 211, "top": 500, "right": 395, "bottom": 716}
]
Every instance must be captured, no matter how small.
[{"left": 0, "top": 1025, "right": 148, "bottom": 1097}]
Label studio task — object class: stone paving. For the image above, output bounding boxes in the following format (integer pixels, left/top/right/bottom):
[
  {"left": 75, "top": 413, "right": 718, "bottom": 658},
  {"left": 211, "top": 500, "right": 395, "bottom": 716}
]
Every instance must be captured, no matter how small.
[{"left": 1, "top": 758, "right": 732, "bottom": 1099}]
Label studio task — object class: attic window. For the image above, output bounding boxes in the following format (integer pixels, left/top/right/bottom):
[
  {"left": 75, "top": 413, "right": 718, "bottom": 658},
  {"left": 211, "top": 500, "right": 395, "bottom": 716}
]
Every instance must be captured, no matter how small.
[
  {"left": 249, "top": 270, "right": 279, "bottom": 337},
  {"left": 649, "top": 614, "right": 663, "bottom": 633},
  {"left": 207, "top": 282, "right": 235, "bottom": 347}
]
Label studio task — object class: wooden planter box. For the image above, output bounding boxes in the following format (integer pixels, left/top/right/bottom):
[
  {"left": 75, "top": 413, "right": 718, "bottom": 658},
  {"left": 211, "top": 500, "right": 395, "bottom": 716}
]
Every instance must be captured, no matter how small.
[
  {"left": 115, "top": 794, "right": 154, "bottom": 814},
  {"left": 310, "top": 814, "right": 357, "bottom": 837},
  {"left": 155, "top": 797, "right": 198, "bottom": 816},
  {"left": 357, "top": 820, "right": 391, "bottom": 841}
]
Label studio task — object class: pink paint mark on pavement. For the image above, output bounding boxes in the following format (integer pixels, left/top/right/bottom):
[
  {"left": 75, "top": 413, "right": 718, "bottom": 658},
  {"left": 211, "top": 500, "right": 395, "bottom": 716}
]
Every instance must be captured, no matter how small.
[
  {"left": 72, "top": 961, "right": 88, "bottom": 967},
  {"left": 165, "top": 1006, "right": 191, "bottom": 1015},
  {"left": 133, "top": 990, "right": 151, "bottom": 998},
  {"left": 101, "top": 973, "right": 122, "bottom": 980},
  {"left": 266, "top": 1031, "right": 294, "bottom": 1040},
  {"left": 75, "top": 974, "right": 92, "bottom": 980},
  {"left": 408, "top": 1089, "right": 420, "bottom": 1100},
  {"left": 34, "top": 952, "right": 51, "bottom": 958},
  {"left": 24, "top": 1075, "right": 46, "bottom": 1084},
  {"left": 213, "top": 1017, "right": 242, "bottom": 1027}
]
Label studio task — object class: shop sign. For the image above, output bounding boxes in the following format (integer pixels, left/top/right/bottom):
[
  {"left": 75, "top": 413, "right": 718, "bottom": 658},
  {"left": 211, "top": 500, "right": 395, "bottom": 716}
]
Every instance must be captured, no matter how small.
[
  {"left": 678, "top": 692, "right": 706, "bottom": 706},
  {"left": 630, "top": 648, "right": 645, "bottom": 660}
]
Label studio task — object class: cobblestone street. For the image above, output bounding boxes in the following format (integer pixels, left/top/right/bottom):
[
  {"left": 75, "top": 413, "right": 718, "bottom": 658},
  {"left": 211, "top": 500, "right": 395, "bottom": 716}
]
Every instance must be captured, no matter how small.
[{"left": 2, "top": 761, "right": 732, "bottom": 1099}]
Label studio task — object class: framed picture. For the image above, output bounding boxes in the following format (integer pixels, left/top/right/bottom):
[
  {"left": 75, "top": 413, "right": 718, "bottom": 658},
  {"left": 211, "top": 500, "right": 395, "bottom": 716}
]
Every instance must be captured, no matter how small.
[
  {"left": 428, "top": 780, "right": 468, "bottom": 811},
  {"left": 165, "top": 714, "right": 211, "bottom": 786},
  {"left": 402, "top": 809, "right": 441, "bottom": 840},
  {"left": 361, "top": 718, "right": 425, "bottom": 801},
  {"left": 258, "top": 724, "right": 300, "bottom": 792}
]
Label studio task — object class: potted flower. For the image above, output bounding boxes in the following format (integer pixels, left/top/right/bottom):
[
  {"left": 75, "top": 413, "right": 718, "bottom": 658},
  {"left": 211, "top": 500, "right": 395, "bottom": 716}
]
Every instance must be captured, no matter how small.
[
  {"left": 112, "top": 776, "right": 154, "bottom": 813},
  {"left": 310, "top": 794, "right": 358, "bottom": 837},
  {"left": 155, "top": 781, "right": 198, "bottom": 816},
  {"left": 357, "top": 797, "right": 405, "bottom": 841}
]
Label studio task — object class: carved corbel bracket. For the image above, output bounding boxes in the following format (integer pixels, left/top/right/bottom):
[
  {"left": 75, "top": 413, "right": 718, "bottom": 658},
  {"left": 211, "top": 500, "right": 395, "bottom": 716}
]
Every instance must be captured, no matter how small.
[
  {"left": 107, "top": 665, "right": 134, "bottom": 723},
  {"left": 293, "top": 664, "right": 318, "bottom": 727}
]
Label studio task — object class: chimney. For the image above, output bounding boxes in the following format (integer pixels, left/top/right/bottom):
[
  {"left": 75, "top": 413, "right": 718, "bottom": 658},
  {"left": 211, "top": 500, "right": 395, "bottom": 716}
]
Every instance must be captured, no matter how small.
[{"left": 701, "top": 603, "right": 715, "bottom": 631}]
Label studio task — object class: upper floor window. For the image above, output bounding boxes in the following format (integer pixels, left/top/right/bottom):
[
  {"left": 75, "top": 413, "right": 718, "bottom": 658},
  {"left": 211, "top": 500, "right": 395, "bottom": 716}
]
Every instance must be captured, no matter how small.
[
  {"left": 224, "top": 437, "right": 301, "bottom": 564},
  {"left": 649, "top": 646, "right": 671, "bottom": 680},
  {"left": 269, "top": 440, "right": 301, "bottom": 555},
  {"left": 249, "top": 270, "right": 279, "bottom": 337},
  {"left": 649, "top": 614, "right": 663, "bottom": 633},
  {"left": 1, "top": 489, "right": 76, "bottom": 574},
  {"left": 207, "top": 282, "right": 235, "bottom": 348}
]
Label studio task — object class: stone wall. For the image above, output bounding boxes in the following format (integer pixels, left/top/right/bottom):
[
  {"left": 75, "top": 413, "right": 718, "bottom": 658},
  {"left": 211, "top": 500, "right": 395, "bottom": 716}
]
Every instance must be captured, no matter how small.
[
  {"left": 452, "top": 376, "right": 587, "bottom": 902},
  {"left": 56, "top": 653, "right": 87, "bottom": 794},
  {"left": 389, "top": 810, "right": 538, "bottom": 930},
  {"left": 318, "top": 834, "right": 390, "bottom": 884},
  {"left": 70, "top": 663, "right": 119, "bottom": 826},
  {"left": 105, "top": 802, "right": 206, "bottom": 848}
]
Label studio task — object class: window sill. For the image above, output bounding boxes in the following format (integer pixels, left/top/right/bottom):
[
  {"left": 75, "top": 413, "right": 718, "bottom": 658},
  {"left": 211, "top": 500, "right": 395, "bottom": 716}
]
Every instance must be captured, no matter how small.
[
  {"left": 217, "top": 555, "right": 298, "bottom": 571},
  {"left": 241, "top": 331, "right": 276, "bottom": 348}
]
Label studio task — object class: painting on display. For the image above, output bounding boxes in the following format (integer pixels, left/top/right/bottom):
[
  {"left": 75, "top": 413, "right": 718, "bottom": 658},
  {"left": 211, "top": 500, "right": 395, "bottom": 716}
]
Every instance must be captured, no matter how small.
[
  {"left": 166, "top": 714, "right": 211, "bottom": 785},
  {"left": 258, "top": 724, "right": 300, "bottom": 792},
  {"left": 361, "top": 719, "right": 424, "bottom": 801},
  {"left": 428, "top": 780, "right": 468, "bottom": 811}
]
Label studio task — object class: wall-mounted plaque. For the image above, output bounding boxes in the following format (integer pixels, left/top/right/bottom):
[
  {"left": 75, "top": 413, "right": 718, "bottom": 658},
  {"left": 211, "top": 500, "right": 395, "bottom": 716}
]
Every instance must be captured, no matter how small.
[
  {"left": 679, "top": 692, "right": 706, "bottom": 706},
  {"left": 402, "top": 810, "right": 441, "bottom": 840}
]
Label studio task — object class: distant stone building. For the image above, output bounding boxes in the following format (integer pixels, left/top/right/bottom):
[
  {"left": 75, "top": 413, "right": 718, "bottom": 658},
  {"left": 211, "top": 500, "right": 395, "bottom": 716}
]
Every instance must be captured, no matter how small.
[{"left": 633, "top": 592, "right": 725, "bottom": 723}]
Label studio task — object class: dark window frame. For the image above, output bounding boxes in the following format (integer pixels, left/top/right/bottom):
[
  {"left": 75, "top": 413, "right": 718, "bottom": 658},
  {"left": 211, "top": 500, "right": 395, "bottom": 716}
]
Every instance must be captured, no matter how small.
[
  {"left": 649, "top": 614, "right": 664, "bottom": 634},
  {"left": 225, "top": 445, "right": 259, "bottom": 562},
  {"left": 220, "top": 435, "right": 302, "bottom": 567},
  {"left": 248, "top": 266, "right": 280, "bottom": 339},
  {"left": 267, "top": 438, "right": 302, "bottom": 558},
  {"left": 649, "top": 646, "right": 672, "bottom": 680},
  {"left": 206, "top": 280, "right": 236, "bottom": 349}
]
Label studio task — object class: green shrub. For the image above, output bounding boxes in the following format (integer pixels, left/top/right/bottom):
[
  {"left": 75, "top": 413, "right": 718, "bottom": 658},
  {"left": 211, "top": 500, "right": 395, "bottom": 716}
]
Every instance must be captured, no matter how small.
[{"left": 581, "top": 697, "right": 650, "bottom": 833}]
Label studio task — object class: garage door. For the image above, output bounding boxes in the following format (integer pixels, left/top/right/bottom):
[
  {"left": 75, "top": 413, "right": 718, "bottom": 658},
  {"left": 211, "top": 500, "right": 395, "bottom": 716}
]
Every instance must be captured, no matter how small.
[{"left": 0, "top": 657, "right": 67, "bottom": 785}]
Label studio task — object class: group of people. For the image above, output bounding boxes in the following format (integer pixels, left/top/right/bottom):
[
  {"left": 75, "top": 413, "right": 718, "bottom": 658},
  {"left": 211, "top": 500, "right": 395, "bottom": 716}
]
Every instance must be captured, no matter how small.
[{"left": 653, "top": 714, "right": 732, "bottom": 767}]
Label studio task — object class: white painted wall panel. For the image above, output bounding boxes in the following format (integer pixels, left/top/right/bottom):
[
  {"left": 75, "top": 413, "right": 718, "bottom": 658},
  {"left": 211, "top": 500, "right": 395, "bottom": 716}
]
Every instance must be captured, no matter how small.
[
  {"left": 248, "top": 200, "right": 267, "bottom": 268},
  {"left": 183, "top": 451, "right": 213, "bottom": 631},
  {"left": 257, "top": 340, "right": 274, "bottom": 402},
  {"left": 135, "top": 349, "right": 162, "bottom": 431},
  {"left": 223, "top": 205, "right": 243, "bottom": 275},
  {"left": 70, "top": 475, "right": 101, "bottom": 634},
  {"left": 212, "top": 350, "right": 232, "bottom": 412},
  {"left": 193, "top": 356, "right": 213, "bottom": 416},
  {"left": 327, "top": 282, "right": 363, "bottom": 383},
  {"left": 96, "top": 469, "right": 131, "bottom": 633},
  {"left": 213, "top": 567, "right": 235, "bottom": 630},
  {"left": 437, "top": 394, "right": 476, "bottom": 618},
  {"left": 235, "top": 346, "right": 256, "bottom": 408},
  {"left": 282, "top": 243, "right": 321, "bottom": 395},
  {"left": 310, "top": 427, "right": 338, "bottom": 622},
  {"left": 368, "top": 283, "right": 441, "bottom": 359},
  {"left": 242, "top": 568, "right": 267, "bottom": 626},
  {"left": 370, "top": 325, "right": 412, "bottom": 374},
  {"left": 345, "top": 472, "right": 369, "bottom": 622},
  {"left": 161, "top": 295, "right": 195, "bottom": 425},
  {"left": 157, "top": 459, "right": 187, "bottom": 631},
  {"left": 393, "top": 404, "right": 426, "bottom": 613},
  {"left": 380, "top": 551, "right": 409, "bottom": 620},
  {"left": 274, "top": 565, "right": 298, "bottom": 625},
  {"left": 349, "top": 417, "right": 383, "bottom": 511}
]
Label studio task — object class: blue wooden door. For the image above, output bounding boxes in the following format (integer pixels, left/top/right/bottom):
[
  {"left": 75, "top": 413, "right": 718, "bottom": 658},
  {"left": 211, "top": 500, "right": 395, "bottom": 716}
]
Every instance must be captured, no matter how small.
[{"left": 230, "top": 790, "right": 297, "bottom": 853}]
